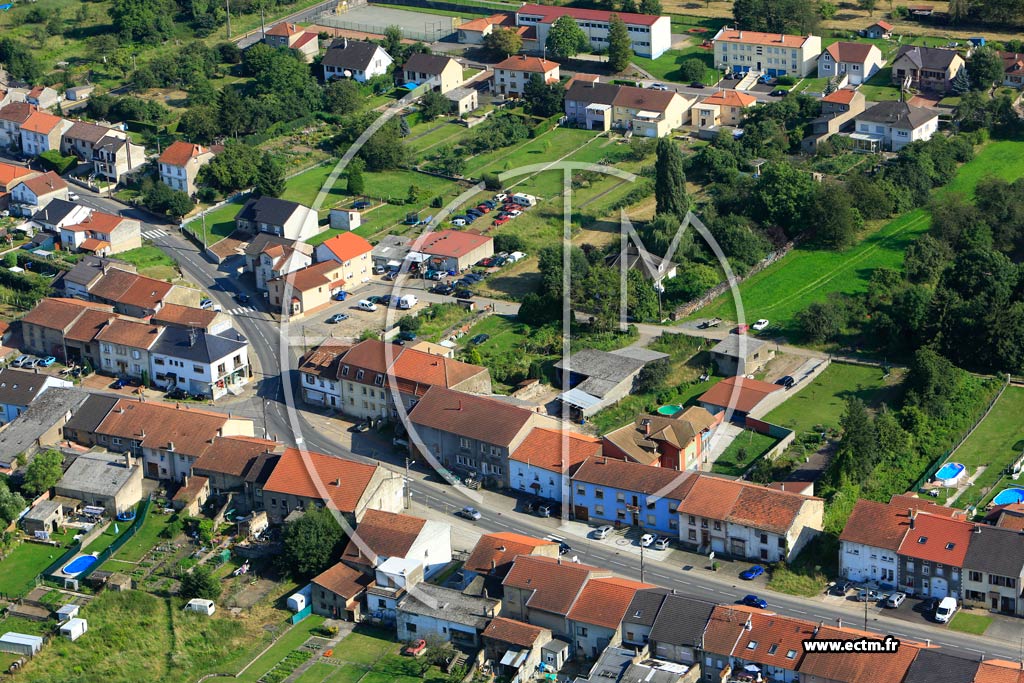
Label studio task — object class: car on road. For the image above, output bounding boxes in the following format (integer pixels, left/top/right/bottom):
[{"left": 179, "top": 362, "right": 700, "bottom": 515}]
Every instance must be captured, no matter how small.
[
  {"left": 357, "top": 300, "right": 378, "bottom": 312},
  {"left": 404, "top": 639, "right": 427, "bottom": 657},
  {"left": 456, "top": 506, "right": 482, "bottom": 520},
  {"left": 640, "top": 533, "right": 655, "bottom": 547},
  {"left": 558, "top": 541, "right": 572, "bottom": 555},
  {"left": 200, "top": 298, "right": 214, "bottom": 310},
  {"left": 593, "top": 525, "right": 614, "bottom": 540},
  {"left": 326, "top": 313, "right": 349, "bottom": 324},
  {"left": 775, "top": 375, "right": 795, "bottom": 388},
  {"left": 68, "top": 192, "right": 80, "bottom": 201},
  {"left": 38, "top": 356, "right": 56, "bottom": 367},
  {"left": 770, "top": 88, "right": 789, "bottom": 97},
  {"left": 742, "top": 595, "right": 768, "bottom": 609},
  {"left": 752, "top": 318, "right": 770, "bottom": 331},
  {"left": 454, "top": 290, "right": 474, "bottom": 299},
  {"left": 731, "top": 324, "right": 750, "bottom": 334},
  {"left": 349, "top": 422, "right": 370, "bottom": 433},
  {"left": 235, "top": 293, "right": 251, "bottom": 304},
  {"left": 431, "top": 283, "right": 455, "bottom": 295},
  {"left": 469, "top": 334, "right": 489, "bottom": 345},
  {"left": 740, "top": 565, "right": 765, "bottom": 580},
  {"left": 885, "top": 592, "right": 907, "bottom": 608},
  {"left": 352, "top": 200, "right": 371, "bottom": 209},
  {"left": 654, "top": 537, "right": 671, "bottom": 550},
  {"left": 649, "top": 82, "right": 669, "bottom": 90},
  {"left": 856, "top": 589, "right": 881, "bottom": 602}
]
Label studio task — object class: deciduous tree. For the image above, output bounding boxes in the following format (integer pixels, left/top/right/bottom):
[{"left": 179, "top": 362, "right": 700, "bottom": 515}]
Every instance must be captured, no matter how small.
[
  {"left": 483, "top": 27, "right": 522, "bottom": 57},
  {"left": 281, "top": 507, "right": 345, "bottom": 579},
  {"left": 255, "top": 153, "right": 286, "bottom": 198},
  {"left": 546, "top": 15, "right": 589, "bottom": 59},
  {"left": 180, "top": 565, "right": 221, "bottom": 601},
  {"left": 21, "top": 449, "right": 63, "bottom": 497},
  {"left": 607, "top": 14, "right": 632, "bottom": 72}
]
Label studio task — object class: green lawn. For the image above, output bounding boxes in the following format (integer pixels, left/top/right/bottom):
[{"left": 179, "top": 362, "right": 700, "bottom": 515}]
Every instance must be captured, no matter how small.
[
  {"left": 858, "top": 66, "right": 902, "bottom": 101},
  {"left": 109, "top": 509, "right": 176, "bottom": 564},
  {"left": 188, "top": 202, "right": 242, "bottom": 245},
  {"left": 632, "top": 46, "right": 719, "bottom": 85},
  {"left": 404, "top": 303, "right": 475, "bottom": 343},
  {"left": 947, "top": 386, "right": 1024, "bottom": 510},
  {"left": 234, "top": 615, "right": 327, "bottom": 683},
  {"left": 114, "top": 245, "right": 178, "bottom": 281},
  {"left": 712, "top": 430, "right": 779, "bottom": 477},
  {"left": 696, "top": 140, "right": 1024, "bottom": 330},
  {"left": 0, "top": 529, "right": 77, "bottom": 599},
  {"left": 947, "top": 611, "right": 992, "bottom": 635},
  {"left": 764, "top": 363, "right": 904, "bottom": 435}
]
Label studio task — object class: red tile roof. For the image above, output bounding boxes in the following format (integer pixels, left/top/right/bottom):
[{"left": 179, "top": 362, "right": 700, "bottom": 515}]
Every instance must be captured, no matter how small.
[
  {"left": 263, "top": 448, "right": 380, "bottom": 514},
  {"left": 714, "top": 27, "right": 814, "bottom": 48},
  {"left": 151, "top": 303, "right": 218, "bottom": 329},
  {"left": 494, "top": 55, "right": 560, "bottom": 72},
  {"left": 897, "top": 512, "right": 974, "bottom": 566},
  {"left": 89, "top": 269, "right": 174, "bottom": 309},
  {"left": 503, "top": 555, "right": 609, "bottom": 616},
  {"left": 79, "top": 238, "right": 111, "bottom": 252},
  {"left": 63, "top": 211, "right": 124, "bottom": 233},
  {"left": 173, "top": 475, "right": 209, "bottom": 503},
  {"left": 20, "top": 111, "right": 64, "bottom": 135},
  {"left": 822, "top": 88, "right": 857, "bottom": 104},
  {"left": 517, "top": 3, "right": 661, "bottom": 27},
  {"left": 798, "top": 625, "right": 924, "bottom": 682},
  {"left": 871, "top": 20, "right": 894, "bottom": 30},
  {"left": 17, "top": 171, "right": 67, "bottom": 197},
  {"left": 566, "top": 577, "right": 652, "bottom": 629},
  {"left": 266, "top": 22, "right": 302, "bottom": 37},
  {"left": 509, "top": 427, "right": 601, "bottom": 473},
  {"left": 458, "top": 13, "right": 514, "bottom": 32},
  {"left": 697, "top": 375, "right": 782, "bottom": 413},
  {"left": 825, "top": 41, "right": 878, "bottom": 63},
  {"left": 974, "top": 660, "right": 1024, "bottom": 683},
  {"left": 0, "top": 162, "right": 34, "bottom": 188},
  {"left": 572, "top": 457, "right": 696, "bottom": 500},
  {"left": 318, "top": 232, "right": 372, "bottom": 262},
  {"left": 414, "top": 229, "right": 493, "bottom": 258},
  {"left": 409, "top": 385, "right": 534, "bottom": 448},
  {"left": 21, "top": 298, "right": 112, "bottom": 331},
  {"left": 0, "top": 102, "right": 37, "bottom": 125},
  {"left": 674, "top": 474, "right": 820, "bottom": 535},
  {"left": 94, "top": 318, "right": 163, "bottom": 349},
  {"left": 482, "top": 617, "right": 546, "bottom": 648},
  {"left": 192, "top": 436, "right": 281, "bottom": 477},
  {"left": 95, "top": 399, "right": 231, "bottom": 456},
  {"left": 464, "top": 532, "right": 557, "bottom": 574},
  {"left": 312, "top": 562, "right": 372, "bottom": 598},
  {"left": 270, "top": 260, "right": 344, "bottom": 293},
  {"left": 713, "top": 607, "right": 816, "bottom": 670},
  {"left": 699, "top": 90, "right": 757, "bottom": 108},
  {"left": 64, "top": 309, "right": 115, "bottom": 343},
  {"left": 158, "top": 141, "right": 210, "bottom": 167},
  {"left": 341, "top": 509, "right": 426, "bottom": 566}
]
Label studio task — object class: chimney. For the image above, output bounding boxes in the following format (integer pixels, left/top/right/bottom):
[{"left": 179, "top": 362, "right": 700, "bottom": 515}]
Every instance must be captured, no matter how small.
[
  {"left": 182, "top": 475, "right": 189, "bottom": 488},
  {"left": 836, "top": 618, "right": 842, "bottom": 628},
  {"left": 497, "top": 545, "right": 506, "bottom": 552},
  {"left": 641, "top": 418, "right": 651, "bottom": 436},
  {"left": 168, "top": 441, "right": 174, "bottom": 451},
  {"left": 908, "top": 508, "right": 916, "bottom": 529},
  {"left": 812, "top": 622, "right": 821, "bottom": 636},
  {"left": 124, "top": 452, "right": 134, "bottom": 469},
  {"left": 738, "top": 30, "right": 743, "bottom": 39},
  {"left": 974, "top": 525, "right": 981, "bottom": 534},
  {"left": 343, "top": 37, "right": 348, "bottom": 48}
]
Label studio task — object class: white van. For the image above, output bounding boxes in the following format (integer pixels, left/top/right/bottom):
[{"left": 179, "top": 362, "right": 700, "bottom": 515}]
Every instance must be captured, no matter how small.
[
  {"left": 185, "top": 598, "right": 216, "bottom": 616},
  {"left": 398, "top": 294, "right": 418, "bottom": 310},
  {"left": 357, "top": 300, "right": 378, "bottom": 312},
  {"left": 934, "top": 596, "right": 957, "bottom": 623},
  {"left": 507, "top": 251, "right": 526, "bottom": 263}
]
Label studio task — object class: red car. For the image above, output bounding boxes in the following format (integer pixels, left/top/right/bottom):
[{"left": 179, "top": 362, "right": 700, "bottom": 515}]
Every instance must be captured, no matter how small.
[
  {"left": 731, "top": 324, "right": 749, "bottom": 335},
  {"left": 476, "top": 205, "right": 491, "bottom": 213},
  {"left": 404, "top": 639, "right": 427, "bottom": 657},
  {"left": 493, "top": 216, "right": 510, "bottom": 226}
]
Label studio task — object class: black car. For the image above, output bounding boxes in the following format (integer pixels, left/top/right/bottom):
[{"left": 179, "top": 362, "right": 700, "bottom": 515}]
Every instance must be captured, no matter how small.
[
  {"left": 463, "top": 272, "right": 484, "bottom": 282},
  {"left": 770, "top": 88, "right": 789, "bottom": 97},
  {"left": 775, "top": 375, "right": 795, "bottom": 388},
  {"left": 349, "top": 422, "right": 370, "bottom": 433},
  {"left": 235, "top": 292, "right": 251, "bottom": 304},
  {"left": 558, "top": 542, "right": 572, "bottom": 556},
  {"left": 454, "top": 290, "right": 474, "bottom": 299},
  {"left": 469, "top": 333, "right": 489, "bottom": 345},
  {"left": 379, "top": 295, "right": 393, "bottom": 306},
  {"left": 431, "top": 283, "right": 455, "bottom": 295},
  {"left": 466, "top": 208, "right": 483, "bottom": 218},
  {"left": 690, "top": 81, "right": 706, "bottom": 89}
]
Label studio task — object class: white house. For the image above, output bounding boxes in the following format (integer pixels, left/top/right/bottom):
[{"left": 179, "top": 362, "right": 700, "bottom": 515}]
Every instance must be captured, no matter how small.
[
  {"left": 322, "top": 38, "right": 393, "bottom": 83},
  {"left": 148, "top": 327, "right": 251, "bottom": 400},
  {"left": 158, "top": 141, "right": 218, "bottom": 196},
  {"left": 341, "top": 509, "right": 452, "bottom": 578},
  {"left": 314, "top": 232, "right": 373, "bottom": 286},
  {"left": 9, "top": 171, "right": 68, "bottom": 217},
  {"left": 0, "top": 367, "right": 73, "bottom": 424},
  {"left": 507, "top": 427, "right": 601, "bottom": 500},
  {"left": 396, "top": 583, "right": 500, "bottom": 648},
  {"left": 515, "top": 4, "right": 671, "bottom": 59},
  {"left": 817, "top": 41, "right": 885, "bottom": 85},
  {"left": 851, "top": 100, "right": 938, "bottom": 152},
  {"left": 712, "top": 26, "right": 822, "bottom": 77},
  {"left": 19, "top": 111, "right": 70, "bottom": 156},
  {"left": 493, "top": 55, "right": 560, "bottom": 97}
]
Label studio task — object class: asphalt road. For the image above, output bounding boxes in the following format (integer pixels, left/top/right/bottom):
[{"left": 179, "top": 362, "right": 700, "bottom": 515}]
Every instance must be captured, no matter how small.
[{"left": 78, "top": 184, "right": 1019, "bottom": 662}]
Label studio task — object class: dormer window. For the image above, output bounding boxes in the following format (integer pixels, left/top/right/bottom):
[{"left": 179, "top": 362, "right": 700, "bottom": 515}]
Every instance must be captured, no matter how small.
[
  {"left": 917, "top": 536, "right": 928, "bottom": 544},
  {"left": 356, "top": 369, "right": 364, "bottom": 381},
  {"left": 374, "top": 374, "right": 384, "bottom": 386},
  {"left": 945, "top": 542, "right": 955, "bottom": 550},
  {"left": 341, "top": 365, "right": 349, "bottom": 376}
]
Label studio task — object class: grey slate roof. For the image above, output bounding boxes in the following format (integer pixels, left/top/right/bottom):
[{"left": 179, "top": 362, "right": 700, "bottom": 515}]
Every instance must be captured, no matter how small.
[
  {"left": 962, "top": 524, "right": 1024, "bottom": 578},
  {"left": 59, "top": 257, "right": 133, "bottom": 290},
  {"left": 150, "top": 327, "right": 247, "bottom": 364},
  {"left": 710, "top": 335, "right": 767, "bottom": 359},
  {"left": 323, "top": 39, "right": 385, "bottom": 70},
  {"left": 0, "top": 387, "right": 89, "bottom": 468},
  {"left": 858, "top": 100, "right": 937, "bottom": 129},
  {"left": 236, "top": 196, "right": 306, "bottom": 228},
  {"left": 578, "top": 647, "right": 634, "bottom": 682},
  {"left": 895, "top": 45, "right": 961, "bottom": 71},
  {"left": 555, "top": 349, "right": 646, "bottom": 384},
  {"left": 64, "top": 121, "right": 113, "bottom": 144},
  {"left": 0, "top": 367, "right": 56, "bottom": 407},
  {"left": 565, "top": 80, "right": 620, "bottom": 106},
  {"left": 32, "top": 199, "right": 79, "bottom": 226},
  {"left": 647, "top": 594, "right": 716, "bottom": 647},
  {"left": 371, "top": 234, "right": 412, "bottom": 262},
  {"left": 242, "top": 233, "right": 311, "bottom": 258},
  {"left": 62, "top": 393, "right": 118, "bottom": 435},
  {"left": 396, "top": 582, "right": 500, "bottom": 630},
  {"left": 58, "top": 449, "right": 136, "bottom": 497},
  {"left": 403, "top": 52, "right": 456, "bottom": 75},
  {"left": 622, "top": 587, "right": 669, "bottom": 628},
  {"left": 902, "top": 649, "right": 980, "bottom": 683}
]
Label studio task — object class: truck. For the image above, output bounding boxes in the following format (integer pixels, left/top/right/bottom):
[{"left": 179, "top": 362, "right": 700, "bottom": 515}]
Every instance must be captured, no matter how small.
[
  {"left": 398, "top": 294, "right": 418, "bottom": 310},
  {"left": 698, "top": 317, "right": 722, "bottom": 329}
]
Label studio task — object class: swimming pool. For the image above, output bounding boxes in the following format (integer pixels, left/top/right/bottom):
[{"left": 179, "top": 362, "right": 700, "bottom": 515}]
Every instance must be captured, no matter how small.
[
  {"left": 62, "top": 554, "right": 98, "bottom": 577},
  {"left": 657, "top": 405, "right": 682, "bottom": 417},
  {"left": 934, "top": 462, "right": 966, "bottom": 486},
  {"left": 992, "top": 488, "right": 1024, "bottom": 506}
]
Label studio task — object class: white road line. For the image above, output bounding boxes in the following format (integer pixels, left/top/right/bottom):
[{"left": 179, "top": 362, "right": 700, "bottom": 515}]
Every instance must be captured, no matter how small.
[{"left": 790, "top": 609, "right": 808, "bottom": 614}]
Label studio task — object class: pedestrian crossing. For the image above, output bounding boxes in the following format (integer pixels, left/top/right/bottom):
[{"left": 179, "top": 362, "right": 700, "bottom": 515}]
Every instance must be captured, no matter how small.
[
  {"left": 141, "top": 229, "right": 166, "bottom": 240},
  {"left": 227, "top": 306, "right": 259, "bottom": 316}
]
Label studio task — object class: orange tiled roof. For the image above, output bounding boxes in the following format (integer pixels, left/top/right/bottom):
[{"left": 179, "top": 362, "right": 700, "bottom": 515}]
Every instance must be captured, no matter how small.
[
  {"left": 263, "top": 448, "right": 380, "bottom": 513},
  {"left": 896, "top": 511, "right": 974, "bottom": 566},
  {"left": 318, "top": 232, "right": 372, "bottom": 262},
  {"left": 503, "top": 555, "right": 609, "bottom": 616},
  {"left": 974, "top": 660, "right": 1024, "bottom": 683},
  {"left": 94, "top": 318, "right": 163, "bottom": 349},
  {"left": 494, "top": 55, "right": 559, "bottom": 73},
  {"left": 19, "top": 111, "right": 64, "bottom": 135},
  {"left": 822, "top": 89, "right": 857, "bottom": 104},
  {"left": 465, "top": 531, "right": 557, "bottom": 574},
  {"left": 150, "top": 303, "right": 218, "bottom": 329},
  {"left": 312, "top": 562, "right": 372, "bottom": 598},
  {"left": 192, "top": 436, "right": 281, "bottom": 477},
  {"left": 341, "top": 509, "right": 426, "bottom": 566},
  {"left": 158, "top": 141, "right": 209, "bottom": 167},
  {"left": 482, "top": 617, "right": 545, "bottom": 648},
  {"left": 714, "top": 28, "right": 814, "bottom": 48},
  {"left": 266, "top": 22, "right": 301, "bottom": 37},
  {"left": 697, "top": 375, "right": 781, "bottom": 413},
  {"left": 459, "top": 13, "right": 514, "bottom": 31},
  {"left": 414, "top": 229, "right": 492, "bottom": 258},
  {"left": 798, "top": 625, "right": 924, "bottom": 682},
  {"left": 79, "top": 238, "right": 111, "bottom": 252},
  {"left": 21, "top": 297, "right": 112, "bottom": 331},
  {"left": 95, "top": 399, "right": 231, "bottom": 456},
  {"left": 17, "top": 171, "right": 67, "bottom": 196},
  {"left": 700, "top": 90, "right": 757, "bottom": 108},
  {"left": 704, "top": 606, "right": 814, "bottom": 670},
  {"left": 0, "top": 162, "right": 34, "bottom": 187},
  {"left": 509, "top": 427, "right": 601, "bottom": 473},
  {"left": 0, "top": 102, "right": 37, "bottom": 124},
  {"left": 566, "top": 576, "right": 652, "bottom": 629},
  {"left": 64, "top": 308, "right": 115, "bottom": 343}
]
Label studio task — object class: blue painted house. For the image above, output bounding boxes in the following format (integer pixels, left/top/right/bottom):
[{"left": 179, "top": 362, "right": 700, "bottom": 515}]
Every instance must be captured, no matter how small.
[{"left": 570, "top": 457, "right": 694, "bottom": 536}]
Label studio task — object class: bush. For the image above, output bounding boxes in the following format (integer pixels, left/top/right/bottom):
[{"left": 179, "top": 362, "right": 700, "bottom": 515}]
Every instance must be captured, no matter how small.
[
  {"left": 38, "top": 150, "right": 78, "bottom": 174},
  {"left": 776, "top": 75, "right": 797, "bottom": 86}
]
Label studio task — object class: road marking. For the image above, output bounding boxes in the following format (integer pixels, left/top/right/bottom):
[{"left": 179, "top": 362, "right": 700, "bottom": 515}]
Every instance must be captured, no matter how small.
[
  {"left": 790, "top": 609, "right": 808, "bottom": 614},
  {"left": 697, "top": 585, "right": 714, "bottom": 591},
  {"left": 142, "top": 230, "right": 165, "bottom": 239},
  {"left": 228, "top": 306, "right": 258, "bottom": 315},
  {"left": 815, "top": 615, "right": 831, "bottom": 621}
]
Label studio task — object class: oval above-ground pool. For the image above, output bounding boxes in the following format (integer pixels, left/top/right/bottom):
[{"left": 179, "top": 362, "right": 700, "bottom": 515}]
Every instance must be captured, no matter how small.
[
  {"left": 657, "top": 405, "right": 682, "bottom": 417},
  {"left": 934, "top": 462, "right": 966, "bottom": 486},
  {"left": 62, "top": 554, "right": 98, "bottom": 577},
  {"left": 992, "top": 488, "right": 1024, "bottom": 506}
]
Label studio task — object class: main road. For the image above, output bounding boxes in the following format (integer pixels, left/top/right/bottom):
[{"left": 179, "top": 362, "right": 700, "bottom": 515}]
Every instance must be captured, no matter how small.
[{"left": 82, "top": 188, "right": 1019, "bottom": 662}]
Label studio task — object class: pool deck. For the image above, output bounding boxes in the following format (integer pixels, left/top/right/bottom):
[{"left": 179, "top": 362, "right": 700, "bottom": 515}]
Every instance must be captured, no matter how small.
[{"left": 945, "top": 466, "right": 986, "bottom": 507}]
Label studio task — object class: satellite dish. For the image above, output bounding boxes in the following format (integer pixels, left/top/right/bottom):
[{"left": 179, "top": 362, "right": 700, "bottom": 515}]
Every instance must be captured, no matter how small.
[{"left": 343, "top": 69, "right": 352, "bottom": 78}]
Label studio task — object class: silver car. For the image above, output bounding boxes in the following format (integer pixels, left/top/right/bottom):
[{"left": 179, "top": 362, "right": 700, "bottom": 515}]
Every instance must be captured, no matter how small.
[
  {"left": 885, "top": 592, "right": 906, "bottom": 608},
  {"left": 593, "top": 524, "right": 614, "bottom": 540}
]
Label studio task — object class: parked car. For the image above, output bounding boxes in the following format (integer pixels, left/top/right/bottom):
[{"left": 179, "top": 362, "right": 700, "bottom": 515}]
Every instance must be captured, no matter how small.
[
  {"left": 752, "top": 318, "right": 770, "bottom": 331},
  {"left": 456, "top": 506, "right": 482, "bottom": 520},
  {"left": 326, "top": 313, "right": 349, "bottom": 324},
  {"left": 68, "top": 191, "right": 80, "bottom": 201},
  {"left": 594, "top": 525, "right": 614, "bottom": 540},
  {"left": 463, "top": 213, "right": 476, "bottom": 224},
  {"left": 352, "top": 200, "right": 372, "bottom": 209},
  {"left": 469, "top": 334, "right": 490, "bottom": 345},
  {"left": 934, "top": 597, "right": 957, "bottom": 623},
  {"left": 200, "top": 299, "right": 214, "bottom": 310},
  {"left": 431, "top": 283, "right": 455, "bottom": 295},
  {"left": 482, "top": 200, "right": 496, "bottom": 209},
  {"left": 775, "top": 375, "right": 795, "bottom": 388},
  {"left": 12, "top": 355, "right": 31, "bottom": 368},
  {"left": 112, "top": 378, "right": 125, "bottom": 389},
  {"left": 640, "top": 533, "right": 655, "bottom": 547},
  {"left": 404, "top": 639, "right": 427, "bottom": 657},
  {"left": 379, "top": 295, "right": 393, "bottom": 306},
  {"left": 477, "top": 257, "right": 495, "bottom": 267},
  {"left": 654, "top": 537, "right": 671, "bottom": 550},
  {"left": 396, "top": 331, "right": 417, "bottom": 343},
  {"left": 349, "top": 422, "right": 370, "bottom": 433},
  {"left": 698, "top": 317, "right": 723, "bottom": 329},
  {"left": 476, "top": 204, "right": 491, "bottom": 214},
  {"left": 649, "top": 82, "right": 669, "bottom": 90},
  {"left": 454, "top": 290, "right": 474, "bottom": 299},
  {"left": 493, "top": 216, "right": 510, "bottom": 227},
  {"left": 452, "top": 217, "right": 467, "bottom": 227},
  {"left": 830, "top": 580, "right": 852, "bottom": 596},
  {"left": 38, "top": 356, "right": 56, "bottom": 367},
  {"left": 770, "top": 88, "right": 789, "bottom": 97},
  {"left": 558, "top": 541, "right": 572, "bottom": 555},
  {"left": 742, "top": 595, "right": 768, "bottom": 609},
  {"left": 466, "top": 208, "right": 482, "bottom": 218},
  {"left": 357, "top": 300, "right": 378, "bottom": 312},
  {"left": 885, "top": 592, "right": 907, "bottom": 608},
  {"left": 740, "top": 565, "right": 765, "bottom": 580},
  {"left": 690, "top": 81, "right": 706, "bottom": 89},
  {"left": 856, "top": 589, "right": 881, "bottom": 602},
  {"left": 494, "top": 193, "right": 508, "bottom": 202},
  {"left": 731, "top": 324, "right": 750, "bottom": 334},
  {"left": 367, "top": 295, "right": 383, "bottom": 304}
]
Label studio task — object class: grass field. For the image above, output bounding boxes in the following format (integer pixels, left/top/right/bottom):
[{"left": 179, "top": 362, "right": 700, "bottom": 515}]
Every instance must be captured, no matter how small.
[
  {"left": 948, "top": 611, "right": 992, "bottom": 635},
  {"left": 946, "top": 386, "right": 1024, "bottom": 510},
  {"left": 115, "top": 245, "right": 179, "bottom": 281},
  {"left": 712, "top": 429, "right": 778, "bottom": 477},
  {"left": 108, "top": 510, "right": 176, "bottom": 564},
  {"left": 0, "top": 529, "right": 77, "bottom": 598},
  {"left": 632, "top": 45, "right": 720, "bottom": 85},
  {"left": 764, "top": 363, "right": 904, "bottom": 435},
  {"left": 696, "top": 140, "right": 1024, "bottom": 331}
]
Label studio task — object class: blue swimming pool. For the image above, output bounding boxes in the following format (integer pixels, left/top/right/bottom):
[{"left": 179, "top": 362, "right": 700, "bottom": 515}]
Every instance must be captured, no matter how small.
[
  {"left": 992, "top": 488, "right": 1024, "bottom": 506},
  {"left": 934, "top": 462, "right": 966, "bottom": 485},
  {"left": 62, "top": 555, "right": 98, "bottom": 577}
]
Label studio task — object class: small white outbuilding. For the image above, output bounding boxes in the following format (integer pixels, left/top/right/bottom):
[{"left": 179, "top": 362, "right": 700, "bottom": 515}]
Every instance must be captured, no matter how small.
[{"left": 60, "top": 618, "right": 88, "bottom": 641}]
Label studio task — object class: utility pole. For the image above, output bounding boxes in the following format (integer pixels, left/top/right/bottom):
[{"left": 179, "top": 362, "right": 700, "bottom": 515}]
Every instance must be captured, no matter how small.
[
  {"left": 864, "top": 591, "right": 869, "bottom": 631},
  {"left": 404, "top": 456, "right": 411, "bottom": 509},
  {"left": 640, "top": 541, "right": 645, "bottom": 583},
  {"left": 226, "top": 0, "right": 232, "bottom": 38},
  {"left": 260, "top": 6, "right": 266, "bottom": 37}
]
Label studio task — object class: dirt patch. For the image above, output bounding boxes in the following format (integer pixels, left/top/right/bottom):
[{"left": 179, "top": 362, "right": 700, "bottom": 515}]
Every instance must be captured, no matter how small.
[
  {"left": 208, "top": 235, "right": 248, "bottom": 261},
  {"left": 908, "top": 94, "right": 940, "bottom": 107},
  {"left": 225, "top": 577, "right": 280, "bottom": 609}
]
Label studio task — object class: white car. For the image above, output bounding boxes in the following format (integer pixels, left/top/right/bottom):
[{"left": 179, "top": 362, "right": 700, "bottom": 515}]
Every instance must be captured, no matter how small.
[
  {"left": 654, "top": 537, "right": 671, "bottom": 550},
  {"left": 752, "top": 319, "right": 770, "bottom": 331},
  {"left": 640, "top": 533, "right": 655, "bottom": 547},
  {"left": 68, "top": 191, "right": 80, "bottom": 201},
  {"left": 593, "top": 524, "right": 614, "bottom": 540},
  {"left": 357, "top": 300, "right": 378, "bottom": 312},
  {"left": 649, "top": 83, "right": 669, "bottom": 90}
]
